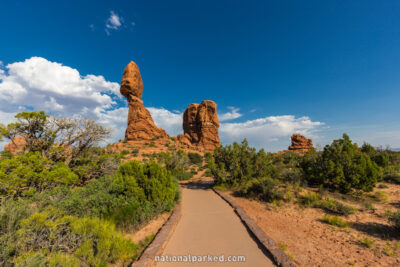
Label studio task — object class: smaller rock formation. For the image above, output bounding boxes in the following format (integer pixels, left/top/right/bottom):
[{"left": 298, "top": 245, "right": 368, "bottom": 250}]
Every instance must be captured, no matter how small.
[
  {"left": 288, "top": 134, "right": 313, "bottom": 154},
  {"left": 177, "top": 100, "right": 220, "bottom": 152},
  {"left": 121, "top": 61, "right": 168, "bottom": 140},
  {"left": 4, "top": 136, "right": 26, "bottom": 154}
]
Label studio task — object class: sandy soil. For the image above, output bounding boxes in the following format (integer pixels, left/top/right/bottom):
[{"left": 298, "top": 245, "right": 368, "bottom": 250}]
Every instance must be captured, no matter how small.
[{"left": 221, "top": 183, "right": 400, "bottom": 267}]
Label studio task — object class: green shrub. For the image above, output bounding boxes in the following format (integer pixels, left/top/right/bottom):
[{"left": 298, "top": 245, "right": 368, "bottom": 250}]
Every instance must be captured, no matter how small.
[
  {"left": 371, "top": 191, "right": 388, "bottom": 203},
  {"left": 378, "top": 184, "right": 388, "bottom": 189},
  {"left": 316, "top": 198, "right": 357, "bottom": 216},
  {"left": 302, "top": 134, "right": 380, "bottom": 193},
  {"left": 16, "top": 208, "right": 137, "bottom": 266},
  {"left": 173, "top": 171, "right": 193, "bottom": 181},
  {"left": 0, "top": 152, "right": 78, "bottom": 197},
  {"left": 120, "top": 150, "right": 130, "bottom": 156},
  {"left": 389, "top": 210, "right": 400, "bottom": 230},
  {"left": 239, "top": 177, "right": 284, "bottom": 202},
  {"left": 299, "top": 191, "right": 322, "bottom": 207},
  {"left": 322, "top": 216, "right": 350, "bottom": 228},
  {"left": 210, "top": 139, "right": 275, "bottom": 186},
  {"left": 188, "top": 152, "right": 203, "bottom": 165},
  {"left": 360, "top": 237, "right": 375, "bottom": 248}
]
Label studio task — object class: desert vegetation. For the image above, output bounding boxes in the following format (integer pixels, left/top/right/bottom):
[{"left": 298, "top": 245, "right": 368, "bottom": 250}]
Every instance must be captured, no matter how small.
[
  {"left": 0, "top": 111, "right": 180, "bottom": 266},
  {"left": 209, "top": 134, "right": 400, "bottom": 265}
]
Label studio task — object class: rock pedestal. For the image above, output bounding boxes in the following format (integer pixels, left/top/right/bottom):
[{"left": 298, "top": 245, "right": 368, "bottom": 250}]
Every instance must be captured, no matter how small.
[
  {"left": 178, "top": 100, "right": 220, "bottom": 152},
  {"left": 121, "top": 61, "right": 168, "bottom": 140}
]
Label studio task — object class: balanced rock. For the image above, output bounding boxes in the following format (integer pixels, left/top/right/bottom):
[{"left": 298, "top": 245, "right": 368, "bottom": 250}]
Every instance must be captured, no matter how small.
[
  {"left": 121, "top": 61, "right": 168, "bottom": 140},
  {"left": 288, "top": 134, "right": 313, "bottom": 153},
  {"left": 178, "top": 100, "right": 220, "bottom": 152}
]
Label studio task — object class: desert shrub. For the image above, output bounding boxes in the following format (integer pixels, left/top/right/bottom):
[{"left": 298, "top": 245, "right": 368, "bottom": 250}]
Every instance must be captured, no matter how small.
[
  {"left": 360, "top": 237, "right": 375, "bottom": 248},
  {"left": 120, "top": 150, "right": 130, "bottom": 156},
  {"left": 389, "top": 210, "right": 400, "bottom": 230},
  {"left": 302, "top": 134, "right": 380, "bottom": 193},
  {"left": 315, "top": 198, "right": 357, "bottom": 216},
  {"left": 378, "top": 184, "right": 388, "bottom": 189},
  {"left": 0, "top": 199, "right": 36, "bottom": 266},
  {"left": 371, "top": 191, "right": 388, "bottom": 203},
  {"left": 210, "top": 139, "right": 275, "bottom": 187},
  {"left": 299, "top": 191, "right": 322, "bottom": 207},
  {"left": 0, "top": 152, "right": 78, "bottom": 197},
  {"left": 16, "top": 208, "right": 137, "bottom": 266},
  {"left": 188, "top": 152, "right": 203, "bottom": 165},
  {"left": 361, "top": 143, "right": 389, "bottom": 168},
  {"left": 322, "top": 216, "right": 350, "bottom": 228},
  {"left": 203, "top": 169, "right": 212, "bottom": 177},
  {"left": 383, "top": 172, "right": 400, "bottom": 184},
  {"left": 114, "top": 160, "right": 180, "bottom": 212},
  {"left": 173, "top": 171, "right": 193, "bottom": 181},
  {"left": 239, "top": 177, "right": 284, "bottom": 202}
]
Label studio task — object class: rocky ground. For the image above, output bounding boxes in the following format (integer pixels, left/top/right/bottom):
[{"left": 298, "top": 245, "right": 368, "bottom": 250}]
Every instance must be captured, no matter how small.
[{"left": 221, "top": 183, "right": 400, "bottom": 267}]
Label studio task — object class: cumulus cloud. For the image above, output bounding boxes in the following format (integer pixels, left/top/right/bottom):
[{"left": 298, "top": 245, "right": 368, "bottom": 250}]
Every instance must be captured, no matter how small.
[
  {"left": 219, "top": 106, "right": 242, "bottom": 121},
  {"left": 148, "top": 107, "right": 183, "bottom": 136},
  {"left": 0, "top": 57, "right": 120, "bottom": 118},
  {"left": 220, "top": 115, "right": 324, "bottom": 151},
  {"left": 105, "top": 11, "right": 122, "bottom": 35}
]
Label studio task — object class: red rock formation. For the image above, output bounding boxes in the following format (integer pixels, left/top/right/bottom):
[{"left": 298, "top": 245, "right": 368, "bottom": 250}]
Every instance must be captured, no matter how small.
[
  {"left": 177, "top": 100, "right": 220, "bottom": 152},
  {"left": 288, "top": 134, "right": 313, "bottom": 154},
  {"left": 121, "top": 61, "right": 168, "bottom": 140},
  {"left": 4, "top": 136, "right": 26, "bottom": 154}
]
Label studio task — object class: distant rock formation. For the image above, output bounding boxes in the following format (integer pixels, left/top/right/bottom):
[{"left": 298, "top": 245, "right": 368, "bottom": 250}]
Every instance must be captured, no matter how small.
[
  {"left": 177, "top": 100, "right": 220, "bottom": 152},
  {"left": 121, "top": 61, "right": 169, "bottom": 140},
  {"left": 288, "top": 134, "right": 313, "bottom": 154},
  {"left": 4, "top": 136, "right": 26, "bottom": 154}
]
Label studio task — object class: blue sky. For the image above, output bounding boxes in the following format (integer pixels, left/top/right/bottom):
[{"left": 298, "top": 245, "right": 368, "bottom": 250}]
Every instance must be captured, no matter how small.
[{"left": 1, "top": 0, "right": 400, "bottom": 151}]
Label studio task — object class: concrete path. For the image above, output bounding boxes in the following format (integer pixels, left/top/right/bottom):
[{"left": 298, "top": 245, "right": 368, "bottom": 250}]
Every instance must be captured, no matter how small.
[{"left": 156, "top": 181, "right": 275, "bottom": 267}]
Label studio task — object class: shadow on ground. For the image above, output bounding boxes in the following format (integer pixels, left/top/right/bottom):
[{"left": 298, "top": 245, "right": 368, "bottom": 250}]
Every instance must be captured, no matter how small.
[{"left": 351, "top": 222, "right": 400, "bottom": 240}]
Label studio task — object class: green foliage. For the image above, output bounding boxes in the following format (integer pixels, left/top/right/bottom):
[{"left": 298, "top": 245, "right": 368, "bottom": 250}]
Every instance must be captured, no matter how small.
[
  {"left": 0, "top": 152, "right": 78, "bottom": 197},
  {"left": 299, "top": 191, "right": 322, "bottom": 207},
  {"left": 361, "top": 143, "right": 389, "bottom": 168},
  {"left": 302, "top": 134, "right": 380, "bottom": 193},
  {"left": 16, "top": 208, "right": 137, "bottom": 266},
  {"left": 322, "top": 216, "right": 350, "bottom": 228},
  {"left": 239, "top": 177, "right": 284, "bottom": 202},
  {"left": 389, "top": 210, "right": 400, "bottom": 230},
  {"left": 188, "top": 152, "right": 203, "bottom": 165},
  {"left": 210, "top": 139, "right": 276, "bottom": 186},
  {"left": 1, "top": 111, "right": 54, "bottom": 154},
  {"left": 315, "top": 198, "right": 357, "bottom": 216},
  {"left": 360, "top": 237, "right": 375, "bottom": 249}
]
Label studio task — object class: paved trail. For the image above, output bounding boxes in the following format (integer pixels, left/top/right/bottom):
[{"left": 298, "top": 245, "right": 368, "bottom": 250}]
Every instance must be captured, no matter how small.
[{"left": 156, "top": 181, "right": 275, "bottom": 267}]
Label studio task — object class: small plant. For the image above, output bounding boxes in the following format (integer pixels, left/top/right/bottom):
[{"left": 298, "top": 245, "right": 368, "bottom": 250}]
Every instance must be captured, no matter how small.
[
  {"left": 362, "top": 200, "right": 376, "bottom": 212},
  {"left": 316, "top": 198, "right": 357, "bottom": 216},
  {"left": 384, "top": 242, "right": 395, "bottom": 256},
  {"left": 378, "top": 184, "right": 388, "bottom": 189},
  {"left": 299, "top": 191, "right": 321, "bottom": 207},
  {"left": 148, "top": 142, "right": 156, "bottom": 148},
  {"left": 371, "top": 191, "right": 388, "bottom": 203},
  {"left": 389, "top": 209, "right": 400, "bottom": 230},
  {"left": 278, "top": 242, "right": 287, "bottom": 251},
  {"left": 360, "top": 237, "right": 375, "bottom": 249},
  {"left": 322, "top": 216, "right": 350, "bottom": 228},
  {"left": 120, "top": 150, "right": 130, "bottom": 157},
  {"left": 131, "top": 148, "right": 139, "bottom": 156},
  {"left": 347, "top": 261, "right": 355, "bottom": 266}
]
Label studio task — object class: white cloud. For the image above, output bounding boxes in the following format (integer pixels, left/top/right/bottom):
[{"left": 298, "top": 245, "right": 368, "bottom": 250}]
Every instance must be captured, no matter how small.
[
  {"left": 105, "top": 11, "right": 122, "bottom": 35},
  {"left": 0, "top": 57, "right": 119, "bottom": 118},
  {"left": 148, "top": 107, "right": 183, "bottom": 136},
  {"left": 219, "top": 106, "right": 242, "bottom": 121},
  {"left": 220, "top": 115, "right": 324, "bottom": 151}
]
